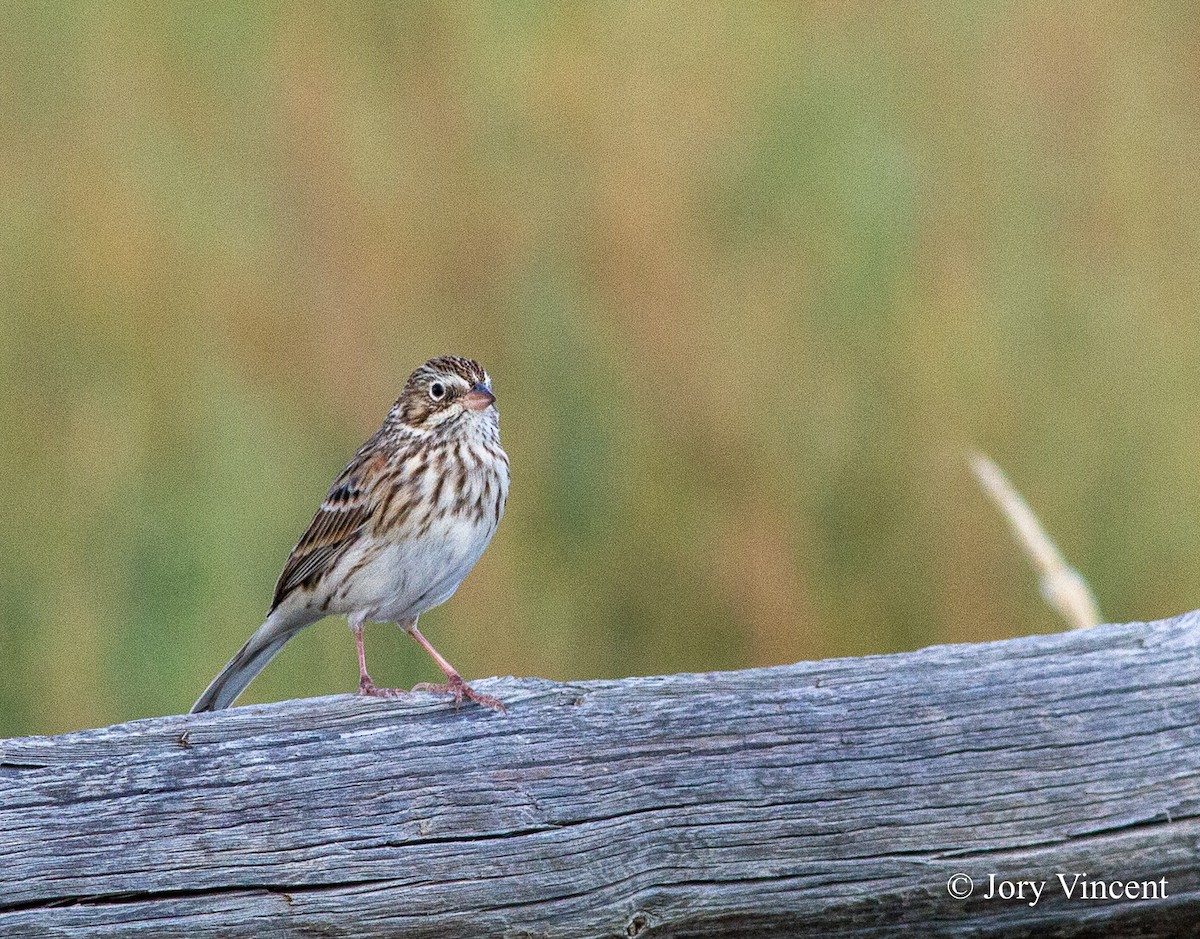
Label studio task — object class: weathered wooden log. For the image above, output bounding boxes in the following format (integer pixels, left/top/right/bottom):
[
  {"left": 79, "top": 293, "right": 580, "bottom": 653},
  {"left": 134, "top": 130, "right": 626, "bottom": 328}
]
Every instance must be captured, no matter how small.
[{"left": 3, "top": 612, "right": 1200, "bottom": 938}]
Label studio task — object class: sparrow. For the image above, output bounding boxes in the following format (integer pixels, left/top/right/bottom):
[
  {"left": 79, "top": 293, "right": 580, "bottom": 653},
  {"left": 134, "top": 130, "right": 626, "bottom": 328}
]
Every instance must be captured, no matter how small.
[{"left": 191, "top": 356, "right": 509, "bottom": 713}]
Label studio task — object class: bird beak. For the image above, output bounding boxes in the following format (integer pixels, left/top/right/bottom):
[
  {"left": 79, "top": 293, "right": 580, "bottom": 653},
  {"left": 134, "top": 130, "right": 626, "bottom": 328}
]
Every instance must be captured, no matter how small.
[{"left": 462, "top": 383, "right": 496, "bottom": 412}]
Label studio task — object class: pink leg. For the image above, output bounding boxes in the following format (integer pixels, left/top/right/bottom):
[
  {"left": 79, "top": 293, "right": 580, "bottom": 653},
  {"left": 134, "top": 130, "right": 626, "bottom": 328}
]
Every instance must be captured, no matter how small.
[
  {"left": 406, "top": 621, "right": 505, "bottom": 713},
  {"left": 352, "top": 619, "right": 409, "bottom": 700}
]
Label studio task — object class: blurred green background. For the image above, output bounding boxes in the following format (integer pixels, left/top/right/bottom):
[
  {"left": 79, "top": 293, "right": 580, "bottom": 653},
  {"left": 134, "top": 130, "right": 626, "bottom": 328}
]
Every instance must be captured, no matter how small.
[{"left": 4, "top": 4, "right": 1200, "bottom": 738}]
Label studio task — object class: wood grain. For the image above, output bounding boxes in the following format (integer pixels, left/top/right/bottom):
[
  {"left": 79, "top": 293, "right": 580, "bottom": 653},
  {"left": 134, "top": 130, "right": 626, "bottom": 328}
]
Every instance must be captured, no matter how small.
[{"left": 3, "top": 612, "right": 1200, "bottom": 937}]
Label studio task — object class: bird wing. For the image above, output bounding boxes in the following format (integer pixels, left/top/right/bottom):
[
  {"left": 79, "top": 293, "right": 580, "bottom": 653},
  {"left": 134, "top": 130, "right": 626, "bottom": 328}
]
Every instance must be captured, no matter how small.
[{"left": 270, "top": 444, "right": 388, "bottom": 610}]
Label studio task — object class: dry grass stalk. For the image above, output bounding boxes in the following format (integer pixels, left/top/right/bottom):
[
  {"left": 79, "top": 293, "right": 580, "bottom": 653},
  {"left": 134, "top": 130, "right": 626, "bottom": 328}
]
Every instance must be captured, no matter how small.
[{"left": 970, "top": 451, "right": 1102, "bottom": 631}]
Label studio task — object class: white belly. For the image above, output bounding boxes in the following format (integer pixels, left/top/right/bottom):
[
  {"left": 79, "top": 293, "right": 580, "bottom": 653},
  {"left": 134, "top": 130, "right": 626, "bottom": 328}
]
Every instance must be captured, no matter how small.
[{"left": 334, "top": 511, "right": 499, "bottom": 622}]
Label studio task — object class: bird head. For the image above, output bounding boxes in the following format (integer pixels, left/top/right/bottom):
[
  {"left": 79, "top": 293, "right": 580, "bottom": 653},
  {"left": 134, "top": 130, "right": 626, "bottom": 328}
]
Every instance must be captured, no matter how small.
[{"left": 390, "top": 356, "right": 497, "bottom": 435}]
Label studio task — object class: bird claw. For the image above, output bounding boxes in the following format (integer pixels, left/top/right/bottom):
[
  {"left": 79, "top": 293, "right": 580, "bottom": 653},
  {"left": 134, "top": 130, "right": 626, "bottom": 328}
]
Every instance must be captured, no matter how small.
[
  {"left": 413, "top": 675, "right": 506, "bottom": 713},
  {"left": 357, "top": 678, "right": 410, "bottom": 699}
]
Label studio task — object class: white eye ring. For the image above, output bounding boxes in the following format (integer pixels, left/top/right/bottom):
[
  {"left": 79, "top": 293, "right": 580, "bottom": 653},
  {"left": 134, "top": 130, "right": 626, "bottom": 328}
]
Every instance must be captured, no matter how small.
[{"left": 429, "top": 382, "right": 446, "bottom": 401}]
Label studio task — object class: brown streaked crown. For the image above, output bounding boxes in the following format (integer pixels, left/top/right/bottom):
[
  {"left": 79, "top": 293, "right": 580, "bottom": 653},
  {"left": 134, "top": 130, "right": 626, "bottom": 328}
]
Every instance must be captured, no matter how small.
[{"left": 390, "top": 356, "right": 492, "bottom": 432}]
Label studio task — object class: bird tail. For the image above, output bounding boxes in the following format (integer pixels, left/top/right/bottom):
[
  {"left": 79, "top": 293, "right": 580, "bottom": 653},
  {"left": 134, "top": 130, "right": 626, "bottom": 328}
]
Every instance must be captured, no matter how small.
[{"left": 190, "top": 608, "right": 306, "bottom": 713}]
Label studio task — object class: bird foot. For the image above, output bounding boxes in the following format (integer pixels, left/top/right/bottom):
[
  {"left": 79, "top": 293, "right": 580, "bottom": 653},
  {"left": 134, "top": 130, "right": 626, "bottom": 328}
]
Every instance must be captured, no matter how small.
[
  {"left": 357, "top": 677, "right": 411, "bottom": 699},
  {"left": 413, "top": 674, "right": 506, "bottom": 713}
]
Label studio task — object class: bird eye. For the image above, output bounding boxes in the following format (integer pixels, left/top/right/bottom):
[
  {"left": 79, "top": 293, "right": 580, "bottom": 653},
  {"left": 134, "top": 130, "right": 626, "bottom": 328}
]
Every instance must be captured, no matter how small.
[{"left": 429, "top": 382, "right": 446, "bottom": 401}]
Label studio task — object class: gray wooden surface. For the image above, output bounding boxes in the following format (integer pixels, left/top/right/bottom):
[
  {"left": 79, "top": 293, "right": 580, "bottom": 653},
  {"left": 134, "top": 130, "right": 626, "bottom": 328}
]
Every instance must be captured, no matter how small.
[{"left": 3, "top": 613, "right": 1200, "bottom": 938}]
